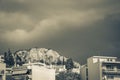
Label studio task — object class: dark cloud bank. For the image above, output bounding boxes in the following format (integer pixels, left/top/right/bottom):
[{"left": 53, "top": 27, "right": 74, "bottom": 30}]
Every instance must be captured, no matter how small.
[{"left": 0, "top": 0, "right": 120, "bottom": 64}]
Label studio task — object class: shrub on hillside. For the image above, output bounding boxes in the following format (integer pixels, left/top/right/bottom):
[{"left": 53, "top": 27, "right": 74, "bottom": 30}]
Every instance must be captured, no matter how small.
[{"left": 56, "top": 71, "right": 81, "bottom": 80}]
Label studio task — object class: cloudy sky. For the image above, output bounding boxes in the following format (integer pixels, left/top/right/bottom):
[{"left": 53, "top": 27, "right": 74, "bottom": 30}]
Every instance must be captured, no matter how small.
[{"left": 0, "top": 0, "right": 120, "bottom": 64}]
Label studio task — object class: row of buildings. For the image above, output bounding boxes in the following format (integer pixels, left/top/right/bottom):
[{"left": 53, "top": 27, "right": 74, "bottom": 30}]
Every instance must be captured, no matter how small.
[
  {"left": 1, "top": 55, "right": 120, "bottom": 80},
  {"left": 0, "top": 62, "right": 56, "bottom": 80},
  {"left": 0, "top": 54, "right": 71, "bottom": 80}
]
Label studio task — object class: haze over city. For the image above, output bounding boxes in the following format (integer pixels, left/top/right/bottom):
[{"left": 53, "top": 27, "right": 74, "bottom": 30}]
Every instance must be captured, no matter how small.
[{"left": 0, "top": 0, "right": 120, "bottom": 64}]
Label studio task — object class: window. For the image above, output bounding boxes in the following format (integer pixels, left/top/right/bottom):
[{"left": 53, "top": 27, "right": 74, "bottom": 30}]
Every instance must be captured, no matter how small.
[
  {"left": 86, "top": 68, "right": 88, "bottom": 76},
  {"left": 107, "top": 75, "right": 114, "bottom": 79},
  {"left": 106, "top": 65, "right": 114, "bottom": 70},
  {"left": 107, "top": 59, "right": 114, "bottom": 62},
  {"left": 110, "top": 59, "right": 113, "bottom": 61}
]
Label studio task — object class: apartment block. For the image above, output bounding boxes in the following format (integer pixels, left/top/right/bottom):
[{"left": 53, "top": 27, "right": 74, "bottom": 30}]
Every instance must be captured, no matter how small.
[
  {"left": 81, "top": 56, "right": 120, "bottom": 80},
  {"left": 11, "top": 62, "right": 55, "bottom": 80}
]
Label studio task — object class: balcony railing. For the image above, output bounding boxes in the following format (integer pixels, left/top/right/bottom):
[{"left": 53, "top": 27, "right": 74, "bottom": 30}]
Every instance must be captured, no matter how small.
[{"left": 102, "top": 69, "right": 120, "bottom": 75}]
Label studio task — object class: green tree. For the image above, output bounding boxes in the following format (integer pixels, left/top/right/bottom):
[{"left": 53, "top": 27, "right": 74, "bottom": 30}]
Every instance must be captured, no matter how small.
[
  {"left": 4, "top": 52, "right": 8, "bottom": 64},
  {"left": 4, "top": 49, "right": 15, "bottom": 67},
  {"left": 56, "top": 58, "right": 62, "bottom": 65},
  {"left": 56, "top": 72, "right": 81, "bottom": 80},
  {"left": 8, "top": 49, "right": 15, "bottom": 66},
  {"left": 65, "top": 58, "right": 74, "bottom": 70},
  {"left": 16, "top": 55, "right": 23, "bottom": 66}
]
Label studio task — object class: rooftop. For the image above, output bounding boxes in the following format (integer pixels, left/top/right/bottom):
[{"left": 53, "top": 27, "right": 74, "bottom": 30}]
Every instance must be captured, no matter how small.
[{"left": 91, "top": 56, "right": 117, "bottom": 59}]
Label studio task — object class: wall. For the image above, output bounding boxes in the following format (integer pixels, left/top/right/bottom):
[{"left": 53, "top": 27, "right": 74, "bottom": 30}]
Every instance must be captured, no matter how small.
[
  {"left": 0, "top": 63, "right": 6, "bottom": 80},
  {"left": 87, "top": 57, "right": 101, "bottom": 80},
  {"left": 32, "top": 65, "right": 55, "bottom": 80},
  {"left": 80, "top": 65, "right": 87, "bottom": 80}
]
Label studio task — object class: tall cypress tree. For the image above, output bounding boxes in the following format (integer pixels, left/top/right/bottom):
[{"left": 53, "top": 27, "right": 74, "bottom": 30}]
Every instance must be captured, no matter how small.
[
  {"left": 4, "top": 49, "right": 15, "bottom": 67},
  {"left": 8, "top": 49, "right": 14, "bottom": 66},
  {"left": 4, "top": 52, "right": 8, "bottom": 64}
]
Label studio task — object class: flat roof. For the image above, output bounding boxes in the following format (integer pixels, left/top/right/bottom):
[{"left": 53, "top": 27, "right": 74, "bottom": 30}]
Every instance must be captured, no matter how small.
[
  {"left": 102, "top": 61, "right": 120, "bottom": 64},
  {"left": 81, "top": 64, "right": 87, "bottom": 68},
  {"left": 91, "top": 56, "right": 117, "bottom": 59}
]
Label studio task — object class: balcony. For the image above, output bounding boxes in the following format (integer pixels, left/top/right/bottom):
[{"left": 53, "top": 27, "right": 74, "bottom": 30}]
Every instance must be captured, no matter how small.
[
  {"left": 12, "top": 66, "right": 28, "bottom": 75},
  {"left": 102, "top": 69, "right": 120, "bottom": 75}
]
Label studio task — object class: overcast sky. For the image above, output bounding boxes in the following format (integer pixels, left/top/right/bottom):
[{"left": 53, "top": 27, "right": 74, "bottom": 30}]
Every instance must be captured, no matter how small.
[{"left": 0, "top": 0, "right": 120, "bottom": 64}]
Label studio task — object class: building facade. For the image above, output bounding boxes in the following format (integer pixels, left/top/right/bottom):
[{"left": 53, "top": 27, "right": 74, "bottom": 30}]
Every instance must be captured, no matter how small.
[
  {"left": 80, "top": 64, "right": 88, "bottom": 80},
  {"left": 0, "top": 63, "right": 6, "bottom": 80},
  {"left": 81, "top": 56, "right": 120, "bottom": 80},
  {"left": 32, "top": 65, "right": 55, "bottom": 80},
  {"left": 11, "top": 62, "right": 55, "bottom": 80}
]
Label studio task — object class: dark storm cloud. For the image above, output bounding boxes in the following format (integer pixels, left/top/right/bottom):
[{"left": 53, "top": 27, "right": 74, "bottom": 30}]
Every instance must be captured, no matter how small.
[
  {"left": 0, "top": 0, "right": 28, "bottom": 12},
  {"left": 34, "top": 14, "right": 120, "bottom": 64},
  {"left": 0, "top": 0, "right": 120, "bottom": 64}
]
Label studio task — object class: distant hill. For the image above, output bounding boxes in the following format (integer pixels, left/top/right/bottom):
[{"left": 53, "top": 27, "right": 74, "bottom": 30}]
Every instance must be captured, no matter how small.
[{"left": 14, "top": 48, "right": 80, "bottom": 68}]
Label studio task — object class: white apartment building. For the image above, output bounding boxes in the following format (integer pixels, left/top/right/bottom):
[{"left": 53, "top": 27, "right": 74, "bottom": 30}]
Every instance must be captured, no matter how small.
[
  {"left": 11, "top": 62, "right": 55, "bottom": 80},
  {"left": 81, "top": 56, "right": 120, "bottom": 80},
  {"left": 32, "top": 65, "right": 55, "bottom": 80}
]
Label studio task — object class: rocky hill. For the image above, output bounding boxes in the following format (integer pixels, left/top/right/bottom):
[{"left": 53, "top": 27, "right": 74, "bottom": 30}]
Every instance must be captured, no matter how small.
[{"left": 14, "top": 48, "right": 80, "bottom": 68}]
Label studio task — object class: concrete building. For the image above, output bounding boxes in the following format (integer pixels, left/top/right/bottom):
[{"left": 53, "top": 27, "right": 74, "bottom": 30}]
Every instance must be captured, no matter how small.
[
  {"left": 0, "top": 63, "right": 6, "bottom": 80},
  {"left": 80, "top": 64, "right": 88, "bottom": 80},
  {"left": 51, "top": 65, "right": 66, "bottom": 74},
  {"left": 81, "top": 56, "right": 120, "bottom": 80},
  {"left": 12, "top": 66, "right": 28, "bottom": 80},
  {"left": 11, "top": 62, "right": 55, "bottom": 80},
  {"left": 32, "top": 65, "right": 55, "bottom": 80}
]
